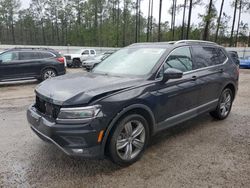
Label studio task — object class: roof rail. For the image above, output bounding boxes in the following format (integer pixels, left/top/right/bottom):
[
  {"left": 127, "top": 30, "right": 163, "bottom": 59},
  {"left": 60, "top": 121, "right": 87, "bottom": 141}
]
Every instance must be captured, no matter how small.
[
  {"left": 12, "top": 47, "right": 55, "bottom": 51},
  {"left": 175, "top": 40, "right": 217, "bottom": 45}
]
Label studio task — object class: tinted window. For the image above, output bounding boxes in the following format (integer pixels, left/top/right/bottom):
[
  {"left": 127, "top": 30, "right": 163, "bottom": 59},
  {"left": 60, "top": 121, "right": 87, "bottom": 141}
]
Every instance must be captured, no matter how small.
[
  {"left": 90, "top": 50, "right": 95, "bottom": 55},
  {"left": 0, "top": 52, "right": 19, "bottom": 63},
  {"left": 19, "top": 52, "right": 39, "bottom": 60},
  {"left": 192, "top": 46, "right": 226, "bottom": 69},
  {"left": 39, "top": 52, "right": 54, "bottom": 59},
  {"left": 82, "top": 50, "right": 89, "bottom": 55},
  {"left": 217, "top": 49, "right": 227, "bottom": 64},
  {"left": 164, "top": 47, "right": 193, "bottom": 72}
]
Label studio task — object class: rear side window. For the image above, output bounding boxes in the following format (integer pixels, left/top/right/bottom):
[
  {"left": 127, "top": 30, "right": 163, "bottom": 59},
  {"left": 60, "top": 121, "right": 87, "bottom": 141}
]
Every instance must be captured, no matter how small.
[
  {"left": 217, "top": 49, "right": 227, "bottom": 64},
  {"left": 39, "top": 52, "right": 55, "bottom": 59},
  {"left": 19, "top": 52, "right": 39, "bottom": 60},
  {"left": 90, "top": 50, "right": 95, "bottom": 55},
  {"left": 164, "top": 47, "right": 193, "bottom": 72},
  {"left": 192, "top": 46, "right": 226, "bottom": 69}
]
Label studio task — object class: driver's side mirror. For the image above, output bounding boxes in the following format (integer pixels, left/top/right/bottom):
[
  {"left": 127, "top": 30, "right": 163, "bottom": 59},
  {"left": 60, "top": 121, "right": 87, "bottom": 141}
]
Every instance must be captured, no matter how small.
[
  {"left": 0, "top": 60, "right": 2, "bottom": 63},
  {"left": 161, "top": 68, "right": 183, "bottom": 83}
]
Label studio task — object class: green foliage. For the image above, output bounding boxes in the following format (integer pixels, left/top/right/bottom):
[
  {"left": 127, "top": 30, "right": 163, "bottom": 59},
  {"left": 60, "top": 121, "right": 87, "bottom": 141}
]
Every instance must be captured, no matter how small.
[{"left": 0, "top": 0, "right": 249, "bottom": 46}]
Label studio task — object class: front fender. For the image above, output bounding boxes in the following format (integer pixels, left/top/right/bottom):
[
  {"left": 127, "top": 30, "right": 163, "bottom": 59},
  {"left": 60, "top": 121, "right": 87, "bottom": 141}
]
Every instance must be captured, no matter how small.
[{"left": 100, "top": 103, "right": 156, "bottom": 155}]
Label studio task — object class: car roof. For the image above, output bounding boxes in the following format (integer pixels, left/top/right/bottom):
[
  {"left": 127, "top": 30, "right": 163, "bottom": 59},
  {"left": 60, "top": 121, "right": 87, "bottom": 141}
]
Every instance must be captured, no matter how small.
[
  {"left": 3, "top": 47, "right": 61, "bottom": 55},
  {"left": 129, "top": 40, "right": 220, "bottom": 49}
]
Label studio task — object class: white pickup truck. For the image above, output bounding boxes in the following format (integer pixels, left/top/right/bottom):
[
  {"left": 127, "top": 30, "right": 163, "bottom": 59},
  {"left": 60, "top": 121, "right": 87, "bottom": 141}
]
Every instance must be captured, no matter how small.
[{"left": 64, "top": 49, "right": 96, "bottom": 67}]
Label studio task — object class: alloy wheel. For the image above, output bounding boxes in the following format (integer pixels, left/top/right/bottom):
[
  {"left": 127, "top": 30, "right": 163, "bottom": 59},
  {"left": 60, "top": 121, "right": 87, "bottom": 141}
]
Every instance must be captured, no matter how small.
[
  {"left": 116, "top": 120, "right": 146, "bottom": 160},
  {"left": 219, "top": 90, "right": 232, "bottom": 117},
  {"left": 44, "top": 70, "right": 56, "bottom": 80}
]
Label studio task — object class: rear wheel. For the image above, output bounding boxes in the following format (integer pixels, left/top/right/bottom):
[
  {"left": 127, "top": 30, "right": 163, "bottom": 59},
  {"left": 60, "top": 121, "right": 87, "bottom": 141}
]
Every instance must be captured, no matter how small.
[
  {"left": 41, "top": 68, "right": 57, "bottom": 81},
  {"left": 72, "top": 59, "right": 81, "bottom": 68},
  {"left": 109, "top": 114, "right": 149, "bottom": 166},
  {"left": 210, "top": 88, "right": 233, "bottom": 120}
]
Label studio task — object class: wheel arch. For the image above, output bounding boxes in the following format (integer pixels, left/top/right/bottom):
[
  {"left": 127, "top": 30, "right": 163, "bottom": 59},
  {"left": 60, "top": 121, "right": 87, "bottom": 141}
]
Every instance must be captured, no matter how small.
[
  {"left": 223, "top": 82, "right": 236, "bottom": 100},
  {"left": 101, "top": 104, "right": 156, "bottom": 155},
  {"left": 40, "top": 66, "right": 58, "bottom": 77}
]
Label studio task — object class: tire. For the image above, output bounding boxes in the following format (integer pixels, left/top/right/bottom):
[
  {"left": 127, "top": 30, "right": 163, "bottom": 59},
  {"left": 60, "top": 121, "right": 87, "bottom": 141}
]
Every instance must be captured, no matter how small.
[
  {"left": 72, "top": 59, "right": 81, "bottom": 68},
  {"left": 41, "top": 68, "right": 57, "bottom": 81},
  {"left": 210, "top": 88, "right": 233, "bottom": 120},
  {"left": 108, "top": 114, "right": 149, "bottom": 166}
]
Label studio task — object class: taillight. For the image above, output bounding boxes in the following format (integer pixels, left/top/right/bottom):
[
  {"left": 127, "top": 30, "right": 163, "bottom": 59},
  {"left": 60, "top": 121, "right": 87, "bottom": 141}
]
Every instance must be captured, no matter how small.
[{"left": 56, "top": 57, "right": 65, "bottom": 64}]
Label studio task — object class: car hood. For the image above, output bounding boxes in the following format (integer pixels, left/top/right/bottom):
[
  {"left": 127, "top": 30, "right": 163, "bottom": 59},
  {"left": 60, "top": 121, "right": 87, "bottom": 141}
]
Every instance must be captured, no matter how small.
[{"left": 35, "top": 72, "right": 145, "bottom": 106}]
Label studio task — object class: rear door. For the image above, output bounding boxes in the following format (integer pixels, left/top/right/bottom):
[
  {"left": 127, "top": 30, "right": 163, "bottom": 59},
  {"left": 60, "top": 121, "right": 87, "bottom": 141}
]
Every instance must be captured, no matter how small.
[
  {"left": 18, "top": 51, "right": 42, "bottom": 77},
  {"left": 191, "top": 45, "right": 228, "bottom": 107}
]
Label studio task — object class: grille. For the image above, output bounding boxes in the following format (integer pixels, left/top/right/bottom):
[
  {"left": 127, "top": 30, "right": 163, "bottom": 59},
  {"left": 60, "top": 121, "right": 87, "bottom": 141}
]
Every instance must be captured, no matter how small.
[
  {"left": 35, "top": 96, "right": 60, "bottom": 119},
  {"left": 64, "top": 55, "right": 71, "bottom": 60}
]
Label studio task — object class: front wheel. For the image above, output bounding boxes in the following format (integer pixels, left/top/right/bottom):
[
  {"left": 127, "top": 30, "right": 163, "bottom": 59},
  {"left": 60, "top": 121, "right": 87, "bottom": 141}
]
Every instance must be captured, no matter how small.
[
  {"left": 210, "top": 88, "right": 233, "bottom": 120},
  {"left": 108, "top": 114, "right": 149, "bottom": 166}
]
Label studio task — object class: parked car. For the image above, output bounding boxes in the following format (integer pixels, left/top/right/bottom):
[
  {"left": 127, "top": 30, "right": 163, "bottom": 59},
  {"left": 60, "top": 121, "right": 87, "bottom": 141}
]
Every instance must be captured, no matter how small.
[
  {"left": 27, "top": 40, "right": 238, "bottom": 166},
  {"left": 82, "top": 51, "right": 114, "bottom": 71},
  {"left": 228, "top": 51, "right": 240, "bottom": 66},
  {"left": 64, "top": 49, "right": 96, "bottom": 68},
  {"left": 0, "top": 48, "right": 66, "bottom": 82},
  {"left": 239, "top": 56, "right": 250, "bottom": 68}
]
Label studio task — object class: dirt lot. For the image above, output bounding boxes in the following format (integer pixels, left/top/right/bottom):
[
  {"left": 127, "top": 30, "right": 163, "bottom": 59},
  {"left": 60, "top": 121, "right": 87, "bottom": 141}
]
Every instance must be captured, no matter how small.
[{"left": 0, "top": 68, "right": 250, "bottom": 188}]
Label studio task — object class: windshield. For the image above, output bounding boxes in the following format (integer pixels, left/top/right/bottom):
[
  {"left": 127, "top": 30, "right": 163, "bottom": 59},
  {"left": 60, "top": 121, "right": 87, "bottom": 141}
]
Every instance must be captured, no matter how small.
[{"left": 92, "top": 47, "right": 165, "bottom": 76}]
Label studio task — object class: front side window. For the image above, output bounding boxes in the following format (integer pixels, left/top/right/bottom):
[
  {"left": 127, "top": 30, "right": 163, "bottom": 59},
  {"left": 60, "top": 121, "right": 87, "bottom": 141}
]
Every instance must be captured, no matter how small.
[
  {"left": 157, "top": 47, "right": 193, "bottom": 78},
  {"left": 0, "top": 52, "right": 19, "bottom": 63},
  {"left": 93, "top": 47, "right": 166, "bottom": 76},
  {"left": 164, "top": 47, "right": 193, "bottom": 72},
  {"left": 90, "top": 50, "right": 95, "bottom": 55}
]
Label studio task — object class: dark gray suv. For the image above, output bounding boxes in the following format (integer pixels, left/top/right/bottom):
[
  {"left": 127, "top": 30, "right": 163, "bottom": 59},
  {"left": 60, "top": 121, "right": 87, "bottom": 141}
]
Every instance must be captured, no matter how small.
[{"left": 27, "top": 40, "right": 239, "bottom": 166}]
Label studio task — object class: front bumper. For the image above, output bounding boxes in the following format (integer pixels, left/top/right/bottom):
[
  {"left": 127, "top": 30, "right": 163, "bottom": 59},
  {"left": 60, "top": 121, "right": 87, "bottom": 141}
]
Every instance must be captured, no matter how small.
[
  {"left": 82, "top": 63, "right": 94, "bottom": 70},
  {"left": 27, "top": 105, "right": 104, "bottom": 158}
]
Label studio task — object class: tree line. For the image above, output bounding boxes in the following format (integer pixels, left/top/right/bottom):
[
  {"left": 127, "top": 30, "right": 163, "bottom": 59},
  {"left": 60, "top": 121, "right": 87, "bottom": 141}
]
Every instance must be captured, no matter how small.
[{"left": 0, "top": 0, "right": 249, "bottom": 47}]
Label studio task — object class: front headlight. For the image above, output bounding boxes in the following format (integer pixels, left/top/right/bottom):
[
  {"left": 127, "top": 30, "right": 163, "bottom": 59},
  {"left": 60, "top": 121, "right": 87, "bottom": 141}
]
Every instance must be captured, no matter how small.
[{"left": 57, "top": 105, "right": 101, "bottom": 120}]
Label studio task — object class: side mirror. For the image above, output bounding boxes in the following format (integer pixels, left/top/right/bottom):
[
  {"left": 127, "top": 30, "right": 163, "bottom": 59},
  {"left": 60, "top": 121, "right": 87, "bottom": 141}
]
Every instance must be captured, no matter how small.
[
  {"left": 161, "top": 68, "right": 183, "bottom": 83},
  {"left": 0, "top": 60, "right": 2, "bottom": 63}
]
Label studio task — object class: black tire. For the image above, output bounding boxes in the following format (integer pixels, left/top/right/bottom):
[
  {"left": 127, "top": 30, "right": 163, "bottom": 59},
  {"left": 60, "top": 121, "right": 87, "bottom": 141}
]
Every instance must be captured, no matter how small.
[
  {"left": 41, "top": 68, "right": 57, "bottom": 81},
  {"left": 108, "top": 114, "right": 149, "bottom": 166},
  {"left": 210, "top": 88, "right": 233, "bottom": 120},
  {"left": 72, "top": 59, "right": 81, "bottom": 68}
]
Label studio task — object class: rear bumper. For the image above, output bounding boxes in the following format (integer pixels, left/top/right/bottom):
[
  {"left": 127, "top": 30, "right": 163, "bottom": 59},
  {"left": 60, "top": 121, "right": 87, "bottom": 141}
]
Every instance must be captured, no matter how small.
[{"left": 27, "top": 105, "right": 104, "bottom": 158}]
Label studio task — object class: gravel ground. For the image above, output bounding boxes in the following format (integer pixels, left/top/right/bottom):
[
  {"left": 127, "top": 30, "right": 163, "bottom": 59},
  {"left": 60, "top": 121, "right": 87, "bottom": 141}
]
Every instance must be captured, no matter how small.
[{"left": 0, "top": 68, "right": 249, "bottom": 188}]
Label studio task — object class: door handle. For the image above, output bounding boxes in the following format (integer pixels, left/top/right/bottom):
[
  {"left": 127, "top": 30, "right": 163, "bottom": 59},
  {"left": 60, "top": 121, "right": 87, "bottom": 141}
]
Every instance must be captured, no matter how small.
[{"left": 191, "top": 76, "right": 197, "bottom": 81}]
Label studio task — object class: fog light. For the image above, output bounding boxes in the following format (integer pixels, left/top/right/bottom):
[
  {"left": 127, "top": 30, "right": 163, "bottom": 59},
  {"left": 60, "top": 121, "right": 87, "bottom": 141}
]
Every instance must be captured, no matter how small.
[{"left": 72, "top": 149, "right": 83, "bottom": 154}]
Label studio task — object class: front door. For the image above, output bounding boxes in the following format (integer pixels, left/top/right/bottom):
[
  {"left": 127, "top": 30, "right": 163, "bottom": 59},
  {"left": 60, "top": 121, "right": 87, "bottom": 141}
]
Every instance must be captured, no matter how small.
[
  {"left": 151, "top": 46, "right": 201, "bottom": 130},
  {"left": 0, "top": 51, "right": 21, "bottom": 80}
]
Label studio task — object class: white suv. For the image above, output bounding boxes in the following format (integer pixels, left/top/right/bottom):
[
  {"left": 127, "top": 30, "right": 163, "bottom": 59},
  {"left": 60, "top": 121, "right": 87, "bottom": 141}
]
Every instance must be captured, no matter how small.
[{"left": 64, "top": 49, "right": 96, "bottom": 68}]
